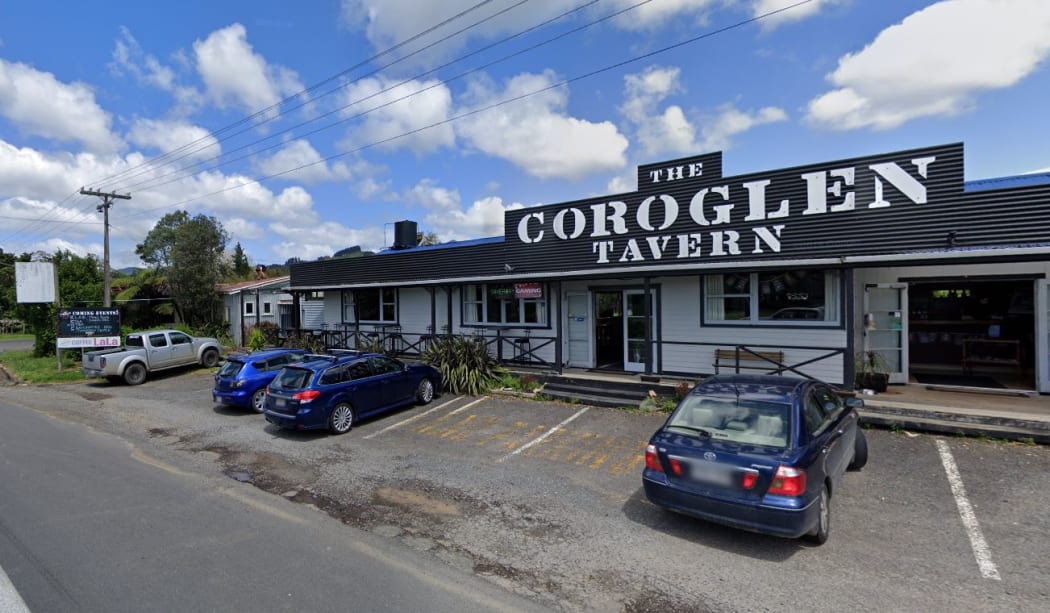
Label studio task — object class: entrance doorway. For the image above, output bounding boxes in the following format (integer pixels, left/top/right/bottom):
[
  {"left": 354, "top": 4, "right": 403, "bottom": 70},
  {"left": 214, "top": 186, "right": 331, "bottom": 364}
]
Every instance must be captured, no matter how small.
[
  {"left": 908, "top": 279, "right": 1035, "bottom": 389},
  {"left": 593, "top": 290, "right": 654, "bottom": 373}
]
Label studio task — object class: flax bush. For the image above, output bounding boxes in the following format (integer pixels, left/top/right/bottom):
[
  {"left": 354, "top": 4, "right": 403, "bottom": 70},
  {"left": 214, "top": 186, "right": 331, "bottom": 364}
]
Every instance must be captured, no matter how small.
[{"left": 421, "top": 335, "right": 503, "bottom": 396}]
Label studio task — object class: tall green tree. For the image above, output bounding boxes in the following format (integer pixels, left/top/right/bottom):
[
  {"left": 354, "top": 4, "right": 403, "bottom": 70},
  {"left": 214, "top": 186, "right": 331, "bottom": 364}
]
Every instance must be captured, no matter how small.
[
  {"left": 136, "top": 211, "right": 229, "bottom": 327},
  {"left": 231, "top": 242, "right": 251, "bottom": 278}
]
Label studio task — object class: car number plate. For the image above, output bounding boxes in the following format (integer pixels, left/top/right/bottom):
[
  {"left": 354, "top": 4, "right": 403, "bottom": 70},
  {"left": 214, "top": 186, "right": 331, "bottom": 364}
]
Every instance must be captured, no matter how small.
[
  {"left": 689, "top": 461, "right": 733, "bottom": 486},
  {"left": 273, "top": 398, "right": 286, "bottom": 408}
]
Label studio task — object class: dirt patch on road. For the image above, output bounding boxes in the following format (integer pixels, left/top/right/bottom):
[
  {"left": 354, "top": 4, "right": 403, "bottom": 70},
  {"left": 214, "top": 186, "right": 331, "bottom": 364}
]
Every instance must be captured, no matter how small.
[{"left": 374, "top": 486, "right": 461, "bottom": 517}]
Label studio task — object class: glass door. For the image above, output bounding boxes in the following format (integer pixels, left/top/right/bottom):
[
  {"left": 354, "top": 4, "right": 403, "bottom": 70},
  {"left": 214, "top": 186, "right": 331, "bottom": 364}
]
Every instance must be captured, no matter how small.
[
  {"left": 863, "top": 283, "right": 908, "bottom": 384},
  {"left": 624, "top": 290, "right": 654, "bottom": 373},
  {"left": 566, "top": 293, "right": 592, "bottom": 368}
]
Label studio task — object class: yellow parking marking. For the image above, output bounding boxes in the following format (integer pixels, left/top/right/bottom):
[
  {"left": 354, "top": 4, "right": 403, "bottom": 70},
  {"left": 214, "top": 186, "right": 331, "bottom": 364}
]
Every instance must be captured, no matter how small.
[
  {"left": 498, "top": 407, "right": 590, "bottom": 463},
  {"left": 362, "top": 396, "right": 462, "bottom": 440}
]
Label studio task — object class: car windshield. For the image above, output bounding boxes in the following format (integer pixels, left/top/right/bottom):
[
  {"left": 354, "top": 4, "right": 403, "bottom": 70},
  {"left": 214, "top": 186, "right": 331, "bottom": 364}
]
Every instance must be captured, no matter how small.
[
  {"left": 217, "top": 360, "right": 244, "bottom": 378},
  {"left": 271, "top": 366, "right": 313, "bottom": 390},
  {"left": 667, "top": 395, "right": 791, "bottom": 448}
]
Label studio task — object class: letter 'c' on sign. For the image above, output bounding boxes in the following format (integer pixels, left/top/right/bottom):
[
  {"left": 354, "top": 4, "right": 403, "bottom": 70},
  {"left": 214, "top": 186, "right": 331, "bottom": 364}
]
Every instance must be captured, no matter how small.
[{"left": 517, "top": 212, "right": 544, "bottom": 243}]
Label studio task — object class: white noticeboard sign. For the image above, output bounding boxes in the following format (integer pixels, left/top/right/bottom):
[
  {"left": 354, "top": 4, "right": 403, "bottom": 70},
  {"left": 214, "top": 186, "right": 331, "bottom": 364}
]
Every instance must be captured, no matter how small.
[{"left": 15, "top": 261, "right": 56, "bottom": 303}]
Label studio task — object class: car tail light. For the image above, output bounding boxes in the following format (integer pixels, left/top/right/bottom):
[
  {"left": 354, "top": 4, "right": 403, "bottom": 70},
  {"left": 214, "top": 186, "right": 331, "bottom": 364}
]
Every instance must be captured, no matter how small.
[
  {"left": 292, "top": 389, "right": 321, "bottom": 403},
  {"left": 644, "top": 444, "right": 663, "bottom": 472},
  {"left": 767, "top": 465, "right": 806, "bottom": 496},
  {"left": 668, "top": 458, "right": 684, "bottom": 476},
  {"left": 741, "top": 470, "right": 759, "bottom": 490}
]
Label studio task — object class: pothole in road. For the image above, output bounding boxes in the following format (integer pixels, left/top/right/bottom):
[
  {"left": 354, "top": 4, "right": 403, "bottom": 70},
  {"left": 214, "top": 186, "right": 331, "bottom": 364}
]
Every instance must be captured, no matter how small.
[
  {"left": 148, "top": 427, "right": 175, "bottom": 438},
  {"left": 622, "top": 589, "right": 720, "bottom": 613},
  {"left": 76, "top": 391, "right": 111, "bottom": 402},
  {"left": 373, "top": 487, "right": 462, "bottom": 517}
]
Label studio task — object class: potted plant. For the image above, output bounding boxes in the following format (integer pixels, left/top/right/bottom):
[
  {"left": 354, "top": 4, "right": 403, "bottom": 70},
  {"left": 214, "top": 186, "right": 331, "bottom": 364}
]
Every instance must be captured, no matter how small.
[{"left": 855, "top": 350, "right": 890, "bottom": 393}]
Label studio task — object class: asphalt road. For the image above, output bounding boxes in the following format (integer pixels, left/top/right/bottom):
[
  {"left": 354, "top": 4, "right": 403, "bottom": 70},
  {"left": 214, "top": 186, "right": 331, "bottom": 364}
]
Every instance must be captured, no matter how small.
[
  {"left": 0, "top": 395, "right": 549, "bottom": 613},
  {"left": 1, "top": 368, "right": 1049, "bottom": 612}
]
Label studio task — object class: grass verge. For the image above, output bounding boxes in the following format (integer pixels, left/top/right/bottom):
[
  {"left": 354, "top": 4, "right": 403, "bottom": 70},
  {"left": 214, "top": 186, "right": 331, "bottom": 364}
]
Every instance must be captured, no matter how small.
[{"left": 0, "top": 349, "right": 85, "bottom": 384}]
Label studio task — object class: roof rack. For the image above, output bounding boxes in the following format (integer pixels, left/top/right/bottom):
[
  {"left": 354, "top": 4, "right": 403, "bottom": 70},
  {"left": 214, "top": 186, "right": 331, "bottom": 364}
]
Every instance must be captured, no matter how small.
[{"left": 328, "top": 348, "right": 361, "bottom": 355}]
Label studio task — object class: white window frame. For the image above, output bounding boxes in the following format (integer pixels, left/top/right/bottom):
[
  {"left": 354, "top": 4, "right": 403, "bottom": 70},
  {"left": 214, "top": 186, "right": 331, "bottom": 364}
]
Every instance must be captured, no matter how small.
[
  {"left": 244, "top": 301, "right": 255, "bottom": 316},
  {"left": 704, "top": 271, "right": 841, "bottom": 325},
  {"left": 263, "top": 301, "right": 272, "bottom": 315},
  {"left": 355, "top": 288, "right": 398, "bottom": 324},
  {"left": 462, "top": 284, "right": 547, "bottom": 326}
]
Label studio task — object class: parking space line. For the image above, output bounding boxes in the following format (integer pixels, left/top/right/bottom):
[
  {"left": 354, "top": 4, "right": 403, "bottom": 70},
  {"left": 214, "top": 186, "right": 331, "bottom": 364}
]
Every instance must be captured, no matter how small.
[
  {"left": 935, "top": 439, "right": 1001, "bottom": 581},
  {"left": 497, "top": 407, "right": 590, "bottom": 463},
  {"left": 446, "top": 396, "right": 488, "bottom": 416},
  {"left": 362, "top": 396, "right": 462, "bottom": 439}
]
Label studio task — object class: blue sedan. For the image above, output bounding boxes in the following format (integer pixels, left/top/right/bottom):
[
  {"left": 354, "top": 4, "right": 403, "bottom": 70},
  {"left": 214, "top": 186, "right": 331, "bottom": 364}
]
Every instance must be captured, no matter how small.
[
  {"left": 264, "top": 352, "right": 441, "bottom": 434},
  {"left": 642, "top": 374, "right": 867, "bottom": 544},
  {"left": 212, "top": 348, "right": 308, "bottom": 413}
]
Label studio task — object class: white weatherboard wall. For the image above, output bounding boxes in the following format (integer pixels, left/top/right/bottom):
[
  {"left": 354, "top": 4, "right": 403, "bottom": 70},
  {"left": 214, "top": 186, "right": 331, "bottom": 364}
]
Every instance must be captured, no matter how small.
[{"left": 659, "top": 276, "right": 846, "bottom": 383}]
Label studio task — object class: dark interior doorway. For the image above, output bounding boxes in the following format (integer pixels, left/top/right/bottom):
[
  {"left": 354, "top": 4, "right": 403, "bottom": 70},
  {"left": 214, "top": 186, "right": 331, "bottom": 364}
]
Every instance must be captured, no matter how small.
[
  {"left": 594, "top": 291, "right": 623, "bottom": 370},
  {"left": 909, "top": 279, "right": 1035, "bottom": 388}
]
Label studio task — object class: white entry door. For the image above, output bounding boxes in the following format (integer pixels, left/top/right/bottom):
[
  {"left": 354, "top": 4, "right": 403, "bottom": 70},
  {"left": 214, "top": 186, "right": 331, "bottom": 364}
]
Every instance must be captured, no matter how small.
[
  {"left": 566, "top": 293, "right": 592, "bottom": 368},
  {"left": 624, "top": 290, "right": 654, "bottom": 373},
  {"left": 864, "top": 283, "right": 909, "bottom": 384}
]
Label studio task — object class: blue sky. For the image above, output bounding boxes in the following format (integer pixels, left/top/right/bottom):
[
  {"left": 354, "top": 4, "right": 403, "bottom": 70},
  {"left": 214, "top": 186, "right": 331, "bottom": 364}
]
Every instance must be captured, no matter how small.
[{"left": 1, "top": 0, "right": 1049, "bottom": 269}]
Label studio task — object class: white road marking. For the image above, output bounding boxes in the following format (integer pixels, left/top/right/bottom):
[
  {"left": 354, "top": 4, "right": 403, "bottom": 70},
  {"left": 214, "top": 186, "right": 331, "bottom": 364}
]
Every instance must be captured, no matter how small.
[
  {"left": 0, "top": 561, "right": 31, "bottom": 613},
  {"left": 362, "top": 396, "right": 463, "bottom": 439},
  {"left": 935, "top": 439, "right": 1001, "bottom": 581},
  {"left": 445, "top": 396, "right": 488, "bottom": 416},
  {"left": 498, "top": 406, "right": 590, "bottom": 463}
]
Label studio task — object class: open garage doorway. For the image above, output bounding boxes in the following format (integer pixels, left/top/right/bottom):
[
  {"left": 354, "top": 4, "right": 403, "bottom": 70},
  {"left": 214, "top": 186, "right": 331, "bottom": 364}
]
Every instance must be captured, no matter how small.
[{"left": 908, "top": 278, "right": 1035, "bottom": 389}]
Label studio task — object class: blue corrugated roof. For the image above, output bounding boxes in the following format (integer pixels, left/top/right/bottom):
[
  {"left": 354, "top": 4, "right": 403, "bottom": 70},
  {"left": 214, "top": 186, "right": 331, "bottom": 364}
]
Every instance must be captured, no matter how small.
[
  {"left": 376, "top": 235, "right": 503, "bottom": 255},
  {"left": 965, "top": 172, "right": 1050, "bottom": 192}
]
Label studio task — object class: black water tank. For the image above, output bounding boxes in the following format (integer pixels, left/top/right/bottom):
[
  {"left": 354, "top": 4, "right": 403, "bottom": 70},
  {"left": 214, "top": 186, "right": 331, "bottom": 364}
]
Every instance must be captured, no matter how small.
[{"left": 393, "top": 220, "right": 418, "bottom": 249}]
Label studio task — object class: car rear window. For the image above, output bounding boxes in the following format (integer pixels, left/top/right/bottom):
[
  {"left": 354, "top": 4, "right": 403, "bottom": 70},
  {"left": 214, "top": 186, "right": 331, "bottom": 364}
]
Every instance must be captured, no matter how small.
[
  {"left": 271, "top": 366, "right": 313, "bottom": 390},
  {"left": 217, "top": 360, "right": 245, "bottom": 377},
  {"left": 667, "top": 395, "right": 791, "bottom": 448},
  {"left": 126, "top": 335, "right": 144, "bottom": 348}
]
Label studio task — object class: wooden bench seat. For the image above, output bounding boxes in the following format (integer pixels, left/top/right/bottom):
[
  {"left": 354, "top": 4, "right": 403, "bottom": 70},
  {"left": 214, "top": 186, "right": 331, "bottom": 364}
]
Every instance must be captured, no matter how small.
[{"left": 714, "top": 349, "right": 785, "bottom": 375}]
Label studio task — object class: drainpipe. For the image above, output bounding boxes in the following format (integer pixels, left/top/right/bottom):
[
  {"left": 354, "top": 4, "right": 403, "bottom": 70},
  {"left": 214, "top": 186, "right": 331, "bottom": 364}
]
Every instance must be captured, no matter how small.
[
  {"left": 845, "top": 268, "right": 856, "bottom": 391},
  {"left": 554, "top": 281, "right": 563, "bottom": 374},
  {"left": 644, "top": 277, "right": 652, "bottom": 377}
]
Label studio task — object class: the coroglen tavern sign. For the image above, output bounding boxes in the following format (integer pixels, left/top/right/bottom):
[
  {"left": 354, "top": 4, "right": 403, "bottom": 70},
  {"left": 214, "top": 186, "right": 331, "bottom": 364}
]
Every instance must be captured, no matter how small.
[{"left": 503, "top": 143, "right": 968, "bottom": 272}]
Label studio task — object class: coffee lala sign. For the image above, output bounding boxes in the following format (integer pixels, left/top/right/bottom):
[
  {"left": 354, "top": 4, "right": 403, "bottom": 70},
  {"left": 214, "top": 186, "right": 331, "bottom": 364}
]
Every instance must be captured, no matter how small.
[{"left": 504, "top": 143, "right": 965, "bottom": 270}]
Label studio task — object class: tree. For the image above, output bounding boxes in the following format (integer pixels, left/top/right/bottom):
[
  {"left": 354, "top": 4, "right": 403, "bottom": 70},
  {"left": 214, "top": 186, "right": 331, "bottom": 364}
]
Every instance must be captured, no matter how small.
[
  {"left": 114, "top": 268, "right": 174, "bottom": 330},
  {"left": 10, "top": 250, "right": 104, "bottom": 357},
  {"left": 137, "top": 211, "right": 229, "bottom": 327},
  {"left": 417, "top": 231, "right": 441, "bottom": 246},
  {"left": 231, "top": 242, "right": 251, "bottom": 278}
]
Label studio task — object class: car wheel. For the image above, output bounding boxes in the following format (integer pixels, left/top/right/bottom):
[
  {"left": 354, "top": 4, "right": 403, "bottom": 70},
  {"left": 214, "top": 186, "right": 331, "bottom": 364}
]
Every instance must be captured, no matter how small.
[
  {"left": 201, "top": 348, "right": 220, "bottom": 368},
  {"left": 251, "top": 389, "right": 267, "bottom": 414},
  {"left": 123, "top": 363, "right": 147, "bottom": 386},
  {"left": 416, "top": 378, "right": 435, "bottom": 405},
  {"left": 848, "top": 429, "right": 869, "bottom": 471},
  {"left": 328, "top": 402, "right": 355, "bottom": 435},
  {"left": 807, "top": 485, "right": 831, "bottom": 545}
]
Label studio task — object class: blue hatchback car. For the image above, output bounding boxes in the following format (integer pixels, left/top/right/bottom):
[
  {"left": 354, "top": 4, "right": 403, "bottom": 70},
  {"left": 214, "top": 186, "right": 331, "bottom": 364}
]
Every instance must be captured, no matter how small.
[
  {"left": 264, "top": 352, "right": 441, "bottom": 434},
  {"left": 212, "top": 348, "right": 308, "bottom": 413},
  {"left": 643, "top": 374, "right": 867, "bottom": 544}
]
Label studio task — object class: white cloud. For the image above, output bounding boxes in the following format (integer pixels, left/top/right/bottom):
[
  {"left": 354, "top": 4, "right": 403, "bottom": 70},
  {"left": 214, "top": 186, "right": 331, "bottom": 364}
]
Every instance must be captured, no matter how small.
[
  {"left": 254, "top": 139, "right": 351, "bottom": 184},
  {"left": 405, "top": 179, "right": 523, "bottom": 241},
  {"left": 338, "top": 76, "right": 454, "bottom": 155},
  {"left": 609, "top": 0, "right": 718, "bottom": 31},
  {"left": 110, "top": 27, "right": 176, "bottom": 91},
  {"left": 607, "top": 173, "right": 636, "bottom": 194},
  {"left": 127, "top": 118, "right": 220, "bottom": 162},
  {"left": 457, "top": 71, "right": 628, "bottom": 180},
  {"left": 697, "top": 105, "right": 787, "bottom": 152},
  {"left": 752, "top": 0, "right": 845, "bottom": 30},
  {"left": 268, "top": 220, "right": 385, "bottom": 261},
  {"left": 193, "top": 23, "right": 304, "bottom": 118},
  {"left": 807, "top": 0, "right": 1050, "bottom": 130},
  {"left": 621, "top": 65, "right": 786, "bottom": 156},
  {"left": 0, "top": 59, "right": 122, "bottom": 153}
]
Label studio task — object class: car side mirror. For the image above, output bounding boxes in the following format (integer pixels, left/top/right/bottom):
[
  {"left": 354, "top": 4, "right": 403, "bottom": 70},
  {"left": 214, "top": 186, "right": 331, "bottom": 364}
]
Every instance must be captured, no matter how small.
[{"left": 844, "top": 397, "right": 865, "bottom": 409}]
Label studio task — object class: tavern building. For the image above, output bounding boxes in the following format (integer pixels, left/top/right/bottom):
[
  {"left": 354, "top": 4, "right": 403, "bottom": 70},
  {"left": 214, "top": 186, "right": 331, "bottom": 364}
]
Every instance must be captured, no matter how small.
[{"left": 285, "top": 142, "right": 1050, "bottom": 393}]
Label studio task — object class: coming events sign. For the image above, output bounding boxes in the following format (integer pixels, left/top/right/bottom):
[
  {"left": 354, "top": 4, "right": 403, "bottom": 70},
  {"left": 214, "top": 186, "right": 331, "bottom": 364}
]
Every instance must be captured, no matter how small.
[{"left": 57, "top": 308, "right": 121, "bottom": 349}]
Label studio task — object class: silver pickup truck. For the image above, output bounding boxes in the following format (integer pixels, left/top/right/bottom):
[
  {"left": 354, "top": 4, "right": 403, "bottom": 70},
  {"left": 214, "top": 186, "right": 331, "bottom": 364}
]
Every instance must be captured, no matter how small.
[{"left": 82, "top": 329, "right": 221, "bottom": 385}]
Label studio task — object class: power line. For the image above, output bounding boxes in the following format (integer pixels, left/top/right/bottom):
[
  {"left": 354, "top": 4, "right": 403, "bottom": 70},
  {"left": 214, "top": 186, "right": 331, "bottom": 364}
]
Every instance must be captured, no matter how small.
[
  {"left": 125, "top": 0, "right": 814, "bottom": 219},
  {"left": 113, "top": 0, "right": 602, "bottom": 196}
]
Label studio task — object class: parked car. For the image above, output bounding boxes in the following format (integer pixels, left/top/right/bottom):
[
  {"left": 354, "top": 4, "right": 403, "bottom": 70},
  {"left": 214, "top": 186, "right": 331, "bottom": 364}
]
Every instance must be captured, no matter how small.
[
  {"left": 82, "top": 329, "right": 221, "bottom": 385},
  {"left": 642, "top": 374, "right": 867, "bottom": 544},
  {"left": 212, "top": 348, "right": 309, "bottom": 413},
  {"left": 263, "top": 352, "right": 441, "bottom": 434}
]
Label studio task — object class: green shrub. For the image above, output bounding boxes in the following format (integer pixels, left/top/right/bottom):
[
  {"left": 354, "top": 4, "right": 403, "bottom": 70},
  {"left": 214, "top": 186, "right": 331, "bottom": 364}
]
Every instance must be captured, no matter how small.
[
  {"left": 421, "top": 335, "right": 503, "bottom": 396},
  {"left": 247, "top": 327, "right": 266, "bottom": 352}
]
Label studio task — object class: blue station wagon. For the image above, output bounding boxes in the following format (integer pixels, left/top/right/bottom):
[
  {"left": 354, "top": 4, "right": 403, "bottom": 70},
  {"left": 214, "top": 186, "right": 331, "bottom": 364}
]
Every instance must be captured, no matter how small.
[
  {"left": 213, "top": 348, "right": 308, "bottom": 413},
  {"left": 264, "top": 352, "right": 441, "bottom": 434},
  {"left": 643, "top": 375, "right": 868, "bottom": 544}
]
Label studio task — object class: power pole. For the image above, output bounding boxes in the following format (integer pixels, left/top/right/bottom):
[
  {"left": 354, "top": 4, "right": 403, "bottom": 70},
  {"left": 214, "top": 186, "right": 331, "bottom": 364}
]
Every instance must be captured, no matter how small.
[{"left": 80, "top": 188, "right": 131, "bottom": 307}]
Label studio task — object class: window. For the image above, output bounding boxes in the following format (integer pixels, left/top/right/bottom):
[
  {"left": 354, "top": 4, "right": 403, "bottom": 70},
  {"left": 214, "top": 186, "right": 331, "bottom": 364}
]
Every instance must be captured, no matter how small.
[
  {"left": 356, "top": 288, "right": 397, "bottom": 323},
  {"left": 149, "top": 333, "right": 168, "bottom": 348},
  {"left": 263, "top": 302, "right": 272, "bottom": 315},
  {"left": 245, "top": 302, "right": 255, "bottom": 316},
  {"left": 369, "top": 356, "right": 403, "bottom": 375},
  {"left": 169, "top": 332, "right": 191, "bottom": 345},
  {"left": 704, "top": 270, "right": 840, "bottom": 324},
  {"left": 463, "top": 284, "right": 547, "bottom": 326}
]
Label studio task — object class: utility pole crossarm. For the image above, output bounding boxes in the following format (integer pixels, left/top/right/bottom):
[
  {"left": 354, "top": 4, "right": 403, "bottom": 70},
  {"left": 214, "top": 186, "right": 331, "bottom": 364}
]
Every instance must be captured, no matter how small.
[{"left": 79, "top": 187, "right": 132, "bottom": 308}]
